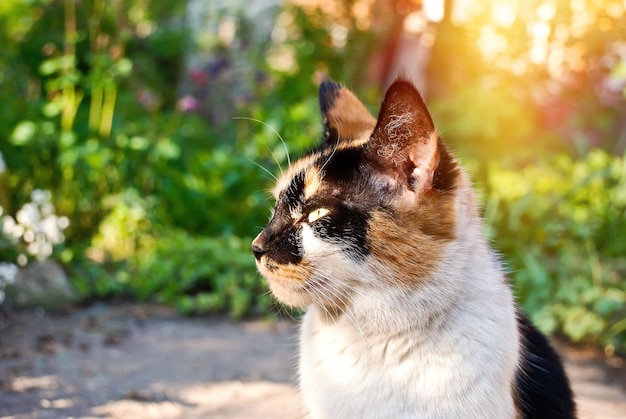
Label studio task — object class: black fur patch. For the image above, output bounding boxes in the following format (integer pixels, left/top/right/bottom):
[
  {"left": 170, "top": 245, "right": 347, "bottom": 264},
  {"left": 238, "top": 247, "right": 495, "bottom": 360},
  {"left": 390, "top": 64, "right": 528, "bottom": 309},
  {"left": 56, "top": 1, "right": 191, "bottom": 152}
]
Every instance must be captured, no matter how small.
[
  {"left": 317, "top": 148, "right": 364, "bottom": 185},
  {"left": 306, "top": 147, "right": 375, "bottom": 260},
  {"left": 260, "top": 209, "right": 303, "bottom": 265},
  {"left": 284, "top": 170, "right": 305, "bottom": 211},
  {"left": 433, "top": 140, "right": 460, "bottom": 192},
  {"left": 515, "top": 314, "right": 577, "bottom": 419},
  {"left": 268, "top": 224, "right": 303, "bottom": 265},
  {"left": 254, "top": 170, "right": 307, "bottom": 265},
  {"left": 319, "top": 79, "right": 342, "bottom": 116},
  {"left": 319, "top": 79, "right": 342, "bottom": 149},
  {"left": 310, "top": 204, "right": 370, "bottom": 261}
]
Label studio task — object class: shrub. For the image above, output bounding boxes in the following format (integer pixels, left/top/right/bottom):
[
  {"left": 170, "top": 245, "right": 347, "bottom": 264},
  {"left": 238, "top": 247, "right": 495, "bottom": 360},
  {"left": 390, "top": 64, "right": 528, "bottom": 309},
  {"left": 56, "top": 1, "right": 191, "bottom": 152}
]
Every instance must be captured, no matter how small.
[
  {"left": 133, "top": 231, "right": 271, "bottom": 318},
  {"left": 482, "top": 150, "right": 626, "bottom": 352}
]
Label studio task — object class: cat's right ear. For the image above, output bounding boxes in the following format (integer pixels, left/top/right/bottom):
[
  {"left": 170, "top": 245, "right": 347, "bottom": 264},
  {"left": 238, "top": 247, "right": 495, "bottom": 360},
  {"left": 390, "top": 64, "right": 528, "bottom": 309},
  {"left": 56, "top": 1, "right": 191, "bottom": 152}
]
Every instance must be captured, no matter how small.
[
  {"left": 365, "top": 77, "right": 458, "bottom": 197},
  {"left": 318, "top": 79, "right": 377, "bottom": 149}
]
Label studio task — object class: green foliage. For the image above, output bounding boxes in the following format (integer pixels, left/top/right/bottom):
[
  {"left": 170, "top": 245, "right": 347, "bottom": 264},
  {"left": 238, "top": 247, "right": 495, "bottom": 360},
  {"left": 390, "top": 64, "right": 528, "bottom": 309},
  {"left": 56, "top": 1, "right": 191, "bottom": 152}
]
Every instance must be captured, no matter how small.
[
  {"left": 134, "top": 231, "right": 271, "bottom": 318},
  {"left": 1, "top": 0, "right": 625, "bottom": 354},
  {"left": 482, "top": 150, "right": 626, "bottom": 351},
  {"left": 68, "top": 229, "right": 271, "bottom": 319},
  {"left": 0, "top": 0, "right": 191, "bottom": 239},
  {"left": 0, "top": 0, "right": 330, "bottom": 319}
]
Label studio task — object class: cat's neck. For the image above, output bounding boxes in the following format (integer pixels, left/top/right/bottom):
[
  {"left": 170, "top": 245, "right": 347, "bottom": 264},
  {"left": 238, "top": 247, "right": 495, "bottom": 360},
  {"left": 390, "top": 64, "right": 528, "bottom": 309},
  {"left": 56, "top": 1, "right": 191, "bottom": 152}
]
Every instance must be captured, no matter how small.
[
  {"left": 300, "top": 223, "right": 520, "bottom": 418},
  {"left": 312, "top": 178, "right": 505, "bottom": 338},
  {"left": 317, "top": 231, "right": 506, "bottom": 337}
]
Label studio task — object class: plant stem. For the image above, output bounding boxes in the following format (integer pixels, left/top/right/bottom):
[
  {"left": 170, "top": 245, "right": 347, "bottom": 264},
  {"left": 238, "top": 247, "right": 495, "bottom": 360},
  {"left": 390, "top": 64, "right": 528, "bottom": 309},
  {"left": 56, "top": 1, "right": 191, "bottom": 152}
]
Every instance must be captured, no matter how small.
[{"left": 62, "top": 0, "right": 78, "bottom": 132}]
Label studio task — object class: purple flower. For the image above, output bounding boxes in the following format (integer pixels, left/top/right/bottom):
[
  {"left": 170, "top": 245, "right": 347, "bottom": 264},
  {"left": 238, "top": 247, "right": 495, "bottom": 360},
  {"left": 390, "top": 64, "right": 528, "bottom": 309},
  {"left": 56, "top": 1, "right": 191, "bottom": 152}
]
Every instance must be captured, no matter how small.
[
  {"left": 189, "top": 67, "right": 208, "bottom": 86},
  {"left": 177, "top": 95, "right": 199, "bottom": 113},
  {"left": 136, "top": 89, "right": 159, "bottom": 110}
]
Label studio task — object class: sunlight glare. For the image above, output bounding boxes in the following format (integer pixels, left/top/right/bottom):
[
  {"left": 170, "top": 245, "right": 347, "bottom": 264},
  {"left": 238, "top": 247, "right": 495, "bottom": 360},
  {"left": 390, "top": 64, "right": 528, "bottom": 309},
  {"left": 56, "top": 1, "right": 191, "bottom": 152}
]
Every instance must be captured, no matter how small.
[
  {"left": 424, "top": 0, "right": 444, "bottom": 22},
  {"left": 351, "top": 0, "right": 373, "bottom": 30},
  {"left": 479, "top": 25, "right": 509, "bottom": 60},
  {"left": 606, "top": 1, "right": 624, "bottom": 18},
  {"left": 404, "top": 11, "right": 428, "bottom": 34},
  {"left": 536, "top": 2, "right": 556, "bottom": 21},
  {"left": 547, "top": 46, "right": 566, "bottom": 79},
  {"left": 531, "top": 21, "right": 551, "bottom": 40},
  {"left": 492, "top": 1, "right": 517, "bottom": 28}
]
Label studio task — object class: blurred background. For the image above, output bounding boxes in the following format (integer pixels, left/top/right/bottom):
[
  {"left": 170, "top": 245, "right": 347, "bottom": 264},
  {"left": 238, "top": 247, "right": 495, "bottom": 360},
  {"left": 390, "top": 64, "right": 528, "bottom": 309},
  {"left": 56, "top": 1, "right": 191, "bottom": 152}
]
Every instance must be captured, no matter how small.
[{"left": 0, "top": 0, "right": 624, "bottom": 355}]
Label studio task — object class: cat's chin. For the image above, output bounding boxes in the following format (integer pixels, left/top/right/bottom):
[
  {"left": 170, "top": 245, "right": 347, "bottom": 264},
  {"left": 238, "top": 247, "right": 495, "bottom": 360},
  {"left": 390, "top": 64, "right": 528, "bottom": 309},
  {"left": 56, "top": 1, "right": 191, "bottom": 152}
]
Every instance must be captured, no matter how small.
[
  {"left": 257, "top": 258, "right": 351, "bottom": 310},
  {"left": 256, "top": 258, "right": 315, "bottom": 308},
  {"left": 267, "top": 280, "right": 311, "bottom": 309}
]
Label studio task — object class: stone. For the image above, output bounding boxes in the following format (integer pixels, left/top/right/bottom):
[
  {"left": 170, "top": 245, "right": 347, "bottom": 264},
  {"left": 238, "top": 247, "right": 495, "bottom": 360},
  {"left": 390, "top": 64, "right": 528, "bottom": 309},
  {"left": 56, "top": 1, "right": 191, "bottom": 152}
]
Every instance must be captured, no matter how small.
[{"left": 5, "top": 260, "right": 78, "bottom": 310}]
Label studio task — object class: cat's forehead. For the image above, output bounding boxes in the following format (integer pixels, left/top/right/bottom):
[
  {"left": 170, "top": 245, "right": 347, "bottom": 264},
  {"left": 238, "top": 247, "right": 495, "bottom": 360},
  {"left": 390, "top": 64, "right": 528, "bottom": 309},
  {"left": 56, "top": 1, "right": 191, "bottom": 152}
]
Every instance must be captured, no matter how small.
[
  {"left": 272, "top": 153, "right": 319, "bottom": 199},
  {"left": 272, "top": 145, "right": 364, "bottom": 202}
]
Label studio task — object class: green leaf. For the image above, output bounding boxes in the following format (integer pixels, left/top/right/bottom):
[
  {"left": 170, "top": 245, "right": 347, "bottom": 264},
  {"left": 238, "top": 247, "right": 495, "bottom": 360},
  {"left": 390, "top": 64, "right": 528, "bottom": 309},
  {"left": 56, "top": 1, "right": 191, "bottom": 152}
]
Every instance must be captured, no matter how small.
[{"left": 10, "top": 120, "right": 37, "bottom": 145}]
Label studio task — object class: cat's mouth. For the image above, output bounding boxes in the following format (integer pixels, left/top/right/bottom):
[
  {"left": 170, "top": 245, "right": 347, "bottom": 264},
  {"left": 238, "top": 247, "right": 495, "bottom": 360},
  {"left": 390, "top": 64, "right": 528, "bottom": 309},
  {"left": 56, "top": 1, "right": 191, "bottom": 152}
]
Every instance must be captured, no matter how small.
[
  {"left": 257, "top": 257, "right": 352, "bottom": 311},
  {"left": 256, "top": 257, "right": 321, "bottom": 308},
  {"left": 264, "top": 260, "right": 279, "bottom": 272},
  {"left": 257, "top": 258, "right": 308, "bottom": 284}
]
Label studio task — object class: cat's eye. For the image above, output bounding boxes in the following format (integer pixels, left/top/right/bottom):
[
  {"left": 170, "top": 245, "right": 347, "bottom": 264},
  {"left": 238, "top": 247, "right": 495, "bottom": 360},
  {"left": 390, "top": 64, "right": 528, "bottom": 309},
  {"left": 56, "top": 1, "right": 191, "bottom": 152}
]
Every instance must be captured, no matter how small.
[{"left": 307, "top": 207, "right": 330, "bottom": 223}]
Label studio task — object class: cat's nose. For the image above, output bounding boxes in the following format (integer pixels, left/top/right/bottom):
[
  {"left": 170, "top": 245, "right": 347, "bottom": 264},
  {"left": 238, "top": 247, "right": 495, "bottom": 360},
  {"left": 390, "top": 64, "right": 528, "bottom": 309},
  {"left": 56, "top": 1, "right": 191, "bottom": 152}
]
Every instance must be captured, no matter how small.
[{"left": 252, "top": 231, "right": 269, "bottom": 260}]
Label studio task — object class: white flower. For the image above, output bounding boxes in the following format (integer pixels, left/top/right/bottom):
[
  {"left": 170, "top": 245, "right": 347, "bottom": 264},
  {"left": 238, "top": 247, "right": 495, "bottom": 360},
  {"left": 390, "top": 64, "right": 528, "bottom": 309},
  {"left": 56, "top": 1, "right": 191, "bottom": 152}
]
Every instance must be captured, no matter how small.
[
  {"left": 41, "top": 202, "right": 54, "bottom": 217},
  {"left": 2, "top": 215, "right": 16, "bottom": 237},
  {"left": 11, "top": 224, "right": 24, "bottom": 240},
  {"left": 0, "top": 152, "right": 6, "bottom": 174},
  {"left": 0, "top": 262, "right": 18, "bottom": 284},
  {"left": 30, "top": 189, "right": 50, "bottom": 205},
  {"left": 23, "top": 230, "right": 35, "bottom": 243},
  {"left": 17, "top": 254, "right": 27, "bottom": 266},
  {"left": 40, "top": 215, "right": 64, "bottom": 244},
  {"left": 1, "top": 188, "right": 68, "bottom": 263},
  {"left": 27, "top": 240, "right": 53, "bottom": 260},
  {"left": 17, "top": 202, "right": 40, "bottom": 228},
  {"left": 58, "top": 216, "right": 70, "bottom": 229}
]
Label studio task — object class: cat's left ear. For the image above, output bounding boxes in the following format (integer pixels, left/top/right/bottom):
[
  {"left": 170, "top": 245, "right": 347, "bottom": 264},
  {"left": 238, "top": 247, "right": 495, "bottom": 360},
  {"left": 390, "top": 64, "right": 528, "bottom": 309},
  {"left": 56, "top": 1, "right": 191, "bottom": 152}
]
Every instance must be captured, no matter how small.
[
  {"left": 318, "top": 79, "right": 377, "bottom": 149},
  {"left": 366, "top": 77, "right": 440, "bottom": 192}
]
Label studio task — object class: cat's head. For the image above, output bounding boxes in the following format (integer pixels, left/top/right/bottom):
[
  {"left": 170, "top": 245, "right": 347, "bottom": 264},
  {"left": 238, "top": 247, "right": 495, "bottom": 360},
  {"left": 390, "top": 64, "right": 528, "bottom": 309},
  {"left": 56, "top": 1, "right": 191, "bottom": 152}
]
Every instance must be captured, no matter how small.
[{"left": 252, "top": 77, "right": 469, "bottom": 310}]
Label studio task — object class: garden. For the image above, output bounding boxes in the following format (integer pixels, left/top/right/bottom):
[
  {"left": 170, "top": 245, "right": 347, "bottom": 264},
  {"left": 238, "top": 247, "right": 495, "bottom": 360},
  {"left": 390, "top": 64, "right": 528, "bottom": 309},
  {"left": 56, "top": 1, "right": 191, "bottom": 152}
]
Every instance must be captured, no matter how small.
[{"left": 0, "top": 0, "right": 625, "bottom": 357}]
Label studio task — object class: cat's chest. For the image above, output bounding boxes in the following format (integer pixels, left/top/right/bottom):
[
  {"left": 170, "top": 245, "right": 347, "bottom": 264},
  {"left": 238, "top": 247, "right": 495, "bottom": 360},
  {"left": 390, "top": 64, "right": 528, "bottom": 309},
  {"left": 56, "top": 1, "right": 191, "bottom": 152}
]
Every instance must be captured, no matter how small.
[
  {"left": 300, "top": 310, "right": 463, "bottom": 390},
  {"left": 298, "top": 307, "right": 517, "bottom": 419}
]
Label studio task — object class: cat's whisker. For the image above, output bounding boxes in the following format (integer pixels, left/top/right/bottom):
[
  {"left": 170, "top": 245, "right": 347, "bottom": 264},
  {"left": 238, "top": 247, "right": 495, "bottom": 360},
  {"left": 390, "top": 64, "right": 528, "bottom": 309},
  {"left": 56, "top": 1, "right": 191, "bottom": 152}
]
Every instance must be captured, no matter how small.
[
  {"left": 278, "top": 303, "right": 298, "bottom": 322},
  {"left": 233, "top": 116, "right": 291, "bottom": 167},
  {"left": 244, "top": 128, "right": 286, "bottom": 176},
  {"left": 310, "top": 276, "right": 350, "bottom": 327},
  {"left": 247, "top": 158, "right": 278, "bottom": 181},
  {"left": 251, "top": 188, "right": 273, "bottom": 197},
  {"left": 307, "top": 287, "right": 334, "bottom": 324},
  {"left": 262, "top": 285, "right": 300, "bottom": 322},
  {"left": 260, "top": 139, "right": 285, "bottom": 176},
  {"left": 318, "top": 142, "right": 338, "bottom": 175},
  {"left": 312, "top": 271, "right": 369, "bottom": 354}
]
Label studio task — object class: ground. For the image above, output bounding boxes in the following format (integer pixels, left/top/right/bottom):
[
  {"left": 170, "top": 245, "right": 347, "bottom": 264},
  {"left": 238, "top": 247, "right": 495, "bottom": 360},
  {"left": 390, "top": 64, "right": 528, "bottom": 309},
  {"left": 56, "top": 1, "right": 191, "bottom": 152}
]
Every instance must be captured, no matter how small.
[{"left": 0, "top": 304, "right": 624, "bottom": 419}]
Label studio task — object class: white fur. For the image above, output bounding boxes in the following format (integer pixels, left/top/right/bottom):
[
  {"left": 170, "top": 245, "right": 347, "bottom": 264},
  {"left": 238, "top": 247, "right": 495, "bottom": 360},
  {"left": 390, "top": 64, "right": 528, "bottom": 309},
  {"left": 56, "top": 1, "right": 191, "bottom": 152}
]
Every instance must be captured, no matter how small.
[{"left": 297, "top": 184, "right": 521, "bottom": 419}]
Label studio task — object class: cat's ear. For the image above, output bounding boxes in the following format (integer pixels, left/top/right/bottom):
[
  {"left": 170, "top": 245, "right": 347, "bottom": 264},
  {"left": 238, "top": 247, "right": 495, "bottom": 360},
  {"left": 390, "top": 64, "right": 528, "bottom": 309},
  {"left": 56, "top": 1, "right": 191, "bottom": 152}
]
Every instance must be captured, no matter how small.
[
  {"left": 318, "top": 79, "right": 377, "bottom": 149},
  {"left": 366, "top": 77, "right": 441, "bottom": 192}
]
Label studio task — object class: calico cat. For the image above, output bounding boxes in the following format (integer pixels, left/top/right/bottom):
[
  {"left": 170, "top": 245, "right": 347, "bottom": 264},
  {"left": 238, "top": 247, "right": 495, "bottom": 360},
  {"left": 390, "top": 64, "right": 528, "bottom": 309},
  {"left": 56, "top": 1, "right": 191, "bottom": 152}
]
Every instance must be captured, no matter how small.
[{"left": 252, "top": 76, "right": 576, "bottom": 419}]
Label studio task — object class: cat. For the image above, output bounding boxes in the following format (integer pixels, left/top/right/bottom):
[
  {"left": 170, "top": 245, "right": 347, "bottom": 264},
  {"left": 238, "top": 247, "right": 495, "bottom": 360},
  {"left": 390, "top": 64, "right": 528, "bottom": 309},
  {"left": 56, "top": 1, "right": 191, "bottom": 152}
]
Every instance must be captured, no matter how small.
[{"left": 252, "top": 76, "right": 576, "bottom": 419}]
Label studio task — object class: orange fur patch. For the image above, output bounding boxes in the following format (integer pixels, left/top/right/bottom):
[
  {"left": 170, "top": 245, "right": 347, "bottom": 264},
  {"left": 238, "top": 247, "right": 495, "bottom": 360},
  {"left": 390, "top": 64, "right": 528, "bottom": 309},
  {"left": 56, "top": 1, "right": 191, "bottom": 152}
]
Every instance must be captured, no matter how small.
[
  {"left": 259, "top": 256, "right": 351, "bottom": 314},
  {"left": 258, "top": 257, "right": 315, "bottom": 305},
  {"left": 327, "top": 88, "right": 376, "bottom": 146},
  {"left": 367, "top": 189, "right": 457, "bottom": 287},
  {"left": 272, "top": 153, "right": 318, "bottom": 199},
  {"left": 304, "top": 166, "right": 323, "bottom": 200}
]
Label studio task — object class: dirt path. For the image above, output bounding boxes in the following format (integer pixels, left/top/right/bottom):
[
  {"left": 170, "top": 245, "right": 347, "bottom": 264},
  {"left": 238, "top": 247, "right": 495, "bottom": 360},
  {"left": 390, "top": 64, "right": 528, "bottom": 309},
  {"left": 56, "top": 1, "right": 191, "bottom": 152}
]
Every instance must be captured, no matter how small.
[{"left": 1, "top": 304, "right": 624, "bottom": 418}]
